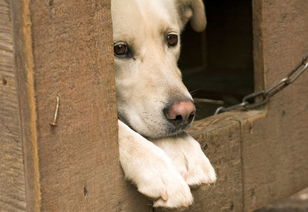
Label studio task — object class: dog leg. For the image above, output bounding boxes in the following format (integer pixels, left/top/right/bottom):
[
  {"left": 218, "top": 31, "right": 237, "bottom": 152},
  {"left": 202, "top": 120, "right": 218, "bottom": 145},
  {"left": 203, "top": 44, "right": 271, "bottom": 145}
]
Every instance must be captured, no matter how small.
[
  {"left": 153, "top": 133, "right": 216, "bottom": 187},
  {"left": 118, "top": 120, "right": 193, "bottom": 208}
]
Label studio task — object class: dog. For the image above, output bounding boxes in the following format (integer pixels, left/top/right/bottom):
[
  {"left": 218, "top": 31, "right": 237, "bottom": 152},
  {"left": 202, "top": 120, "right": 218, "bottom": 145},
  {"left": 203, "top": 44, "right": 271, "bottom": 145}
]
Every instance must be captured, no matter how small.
[{"left": 112, "top": 0, "right": 216, "bottom": 208}]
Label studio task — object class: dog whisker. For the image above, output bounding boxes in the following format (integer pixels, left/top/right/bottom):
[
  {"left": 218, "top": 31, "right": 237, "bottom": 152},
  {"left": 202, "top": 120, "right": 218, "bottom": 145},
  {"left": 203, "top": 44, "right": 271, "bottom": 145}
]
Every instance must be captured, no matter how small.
[{"left": 189, "top": 88, "right": 201, "bottom": 96}]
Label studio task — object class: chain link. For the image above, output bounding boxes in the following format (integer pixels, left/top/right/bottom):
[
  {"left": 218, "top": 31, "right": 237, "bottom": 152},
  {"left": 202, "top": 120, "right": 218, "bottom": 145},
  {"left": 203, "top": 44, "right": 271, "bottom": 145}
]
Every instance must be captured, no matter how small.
[{"left": 215, "top": 56, "right": 308, "bottom": 115}]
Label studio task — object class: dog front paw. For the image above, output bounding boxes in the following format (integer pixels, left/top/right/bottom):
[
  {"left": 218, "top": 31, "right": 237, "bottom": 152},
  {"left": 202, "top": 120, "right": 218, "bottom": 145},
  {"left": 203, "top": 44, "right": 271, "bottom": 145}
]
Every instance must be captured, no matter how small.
[
  {"left": 154, "top": 134, "right": 217, "bottom": 187},
  {"left": 118, "top": 120, "right": 193, "bottom": 208},
  {"left": 137, "top": 168, "right": 193, "bottom": 208},
  {"left": 184, "top": 146, "right": 217, "bottom": 187}
]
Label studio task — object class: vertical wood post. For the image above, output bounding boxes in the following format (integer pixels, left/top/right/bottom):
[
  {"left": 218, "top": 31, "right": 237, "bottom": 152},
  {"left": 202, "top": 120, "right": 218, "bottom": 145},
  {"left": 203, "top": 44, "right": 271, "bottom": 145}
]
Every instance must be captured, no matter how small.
[
  {"left": 7, "top": 0, "right": 151, "bottom": 211},
  {"left": 0, "top": 0, "right": 26, "bottom": 211},
  {"left": 242, "top": 0, "right": 308, "bottom": 210}
]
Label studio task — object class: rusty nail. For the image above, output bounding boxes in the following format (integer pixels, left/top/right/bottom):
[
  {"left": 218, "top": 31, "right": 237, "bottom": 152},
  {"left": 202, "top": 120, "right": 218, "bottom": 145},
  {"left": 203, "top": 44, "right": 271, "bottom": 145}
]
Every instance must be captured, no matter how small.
[{"left": 49, "top": 96, "right": 60, "bottom": 127}]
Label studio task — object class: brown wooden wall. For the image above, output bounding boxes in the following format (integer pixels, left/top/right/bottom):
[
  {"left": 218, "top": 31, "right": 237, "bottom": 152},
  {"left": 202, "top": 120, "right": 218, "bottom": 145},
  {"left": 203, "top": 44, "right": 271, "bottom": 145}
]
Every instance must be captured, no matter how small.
[
  {"left": 0, "top": 0, "right": 26, "bottom": 210},
  {"left": 0, "top": 0, "right": 307, "bottom": 211},
  {"left": 2, "top": 0, "right": 150, "bottom": 211},
  {"left": 243, "top": 0, "right": 308, "bottom": 210}
]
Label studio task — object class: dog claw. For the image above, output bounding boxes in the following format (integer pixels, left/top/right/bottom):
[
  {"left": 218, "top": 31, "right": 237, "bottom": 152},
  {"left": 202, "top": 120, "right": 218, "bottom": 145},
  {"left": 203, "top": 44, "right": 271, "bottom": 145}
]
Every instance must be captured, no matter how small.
[{"left": 161, "top": 190, "right": 168, "bottom": 201}]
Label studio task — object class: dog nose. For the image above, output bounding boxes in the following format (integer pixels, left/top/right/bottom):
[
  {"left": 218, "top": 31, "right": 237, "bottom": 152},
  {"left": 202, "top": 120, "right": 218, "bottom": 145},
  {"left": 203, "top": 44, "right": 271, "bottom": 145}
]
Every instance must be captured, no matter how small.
[{"left": 164, "top": 100, "right": 196, "bottom": 127}]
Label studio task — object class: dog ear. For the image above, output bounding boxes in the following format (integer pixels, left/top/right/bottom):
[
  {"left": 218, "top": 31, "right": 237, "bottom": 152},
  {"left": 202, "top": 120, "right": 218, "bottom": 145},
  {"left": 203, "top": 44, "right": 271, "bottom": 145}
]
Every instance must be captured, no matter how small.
[{"left": 176, "top": 0, "right": 206, "bottom": 32}]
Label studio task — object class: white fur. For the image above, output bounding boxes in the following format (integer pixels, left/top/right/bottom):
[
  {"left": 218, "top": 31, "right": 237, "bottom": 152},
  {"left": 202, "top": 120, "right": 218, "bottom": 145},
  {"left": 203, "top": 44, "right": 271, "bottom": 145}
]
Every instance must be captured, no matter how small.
[
  {"left": 112, "top": 0, "right": 191, "bottom": 138},
  {"left": 153, "top": 133, "right": 216, "bottom": 186},
  {"left": 112, "top": 0, "right": 215, "bottom": 209},
  {"left": 118, "top": 120, "right": 193, "bottom": 208}
]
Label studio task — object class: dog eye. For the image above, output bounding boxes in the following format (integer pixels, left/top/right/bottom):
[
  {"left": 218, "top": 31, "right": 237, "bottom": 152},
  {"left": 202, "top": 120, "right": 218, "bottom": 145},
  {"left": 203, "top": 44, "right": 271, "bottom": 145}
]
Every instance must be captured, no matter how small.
[
  {"left": 114, "top": 42, "right": 131, "bottom": 58},
  {"left": 166, "top": 33, "right": 178, "bottom": 47}
]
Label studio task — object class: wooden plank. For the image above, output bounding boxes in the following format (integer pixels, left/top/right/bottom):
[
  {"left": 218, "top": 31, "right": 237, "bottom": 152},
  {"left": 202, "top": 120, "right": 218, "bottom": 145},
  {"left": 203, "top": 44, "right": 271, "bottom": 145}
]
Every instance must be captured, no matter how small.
[
  {"left": 11, "top": 1, "right": 41, "bottom": 210},
  {"left": 242, "top": 0, "right": 308, "bottom": 211},
  {"left": 0, "top": 0, "right": 26, "bottom": 211},
  {"left": 11, "top": 0, "right": 150, "bottom": 211}
]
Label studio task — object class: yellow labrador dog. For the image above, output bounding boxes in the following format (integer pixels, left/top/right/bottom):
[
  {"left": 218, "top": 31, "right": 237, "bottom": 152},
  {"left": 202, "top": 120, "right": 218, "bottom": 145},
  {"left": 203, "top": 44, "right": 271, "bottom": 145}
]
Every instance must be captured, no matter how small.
[{"left": 112, "top": 0, "right": 216, "bottom": 208}]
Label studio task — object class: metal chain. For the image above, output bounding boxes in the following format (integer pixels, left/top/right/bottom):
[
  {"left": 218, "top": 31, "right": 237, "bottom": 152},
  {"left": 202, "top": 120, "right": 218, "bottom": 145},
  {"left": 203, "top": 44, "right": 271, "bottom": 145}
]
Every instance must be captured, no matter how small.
[{"left": 215, "top": 56, "right": 308, "bottom": 115}]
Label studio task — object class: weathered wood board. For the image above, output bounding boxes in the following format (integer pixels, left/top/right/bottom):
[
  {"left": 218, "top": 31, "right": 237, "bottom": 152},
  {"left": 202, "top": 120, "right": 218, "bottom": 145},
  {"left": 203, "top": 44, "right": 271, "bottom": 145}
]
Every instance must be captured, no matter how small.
[
  {"left": 9, "top": 0, "right": 150, "bottom": 211},
  {"left": 242, "top": 0, "right": 308, "bottom": 211},
  {"left": 0, "top": 0, "right": 26, "bottom": 211}
]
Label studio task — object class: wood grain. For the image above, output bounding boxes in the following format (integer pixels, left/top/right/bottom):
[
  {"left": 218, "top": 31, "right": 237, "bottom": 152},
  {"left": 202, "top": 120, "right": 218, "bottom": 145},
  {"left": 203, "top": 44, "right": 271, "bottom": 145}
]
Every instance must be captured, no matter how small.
[
  {"left": 242, "top": 0, "right": 308, "bottom": 211},
  {"left": 10, "top": 0, "right": 150, "bottom": 211},
  {"left": 0, "top": 0, "right": 26, "bottom": 211},
  {"left": 184, "top": 114, "right": 245, "bottom": 212}
]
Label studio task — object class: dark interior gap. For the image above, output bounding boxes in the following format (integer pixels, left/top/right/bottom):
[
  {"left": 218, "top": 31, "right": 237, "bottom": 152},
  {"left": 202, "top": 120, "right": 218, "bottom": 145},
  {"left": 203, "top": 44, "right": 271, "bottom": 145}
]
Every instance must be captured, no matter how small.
[{"left": 179, "top": 0, "right": 254, "bottom": 119}]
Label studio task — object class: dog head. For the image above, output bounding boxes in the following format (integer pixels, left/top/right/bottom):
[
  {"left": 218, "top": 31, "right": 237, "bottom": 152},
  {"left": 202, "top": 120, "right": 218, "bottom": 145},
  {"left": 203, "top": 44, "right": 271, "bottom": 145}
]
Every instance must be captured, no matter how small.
[{"left": 112, "top": 0, "right": 206, "bottom": 138}]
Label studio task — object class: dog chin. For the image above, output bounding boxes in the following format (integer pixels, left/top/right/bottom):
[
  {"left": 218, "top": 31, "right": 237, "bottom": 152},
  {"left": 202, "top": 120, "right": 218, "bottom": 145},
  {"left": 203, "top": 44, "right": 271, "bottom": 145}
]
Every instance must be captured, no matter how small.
[
  {"left": 146, "top": 123, "right": 192, "bottom": 139},
  {"left": 118, "top": 116, "right": 192, "bottom": 139},
  {"left": 165, "top": 125, "right": 190, "bottom": 137}
]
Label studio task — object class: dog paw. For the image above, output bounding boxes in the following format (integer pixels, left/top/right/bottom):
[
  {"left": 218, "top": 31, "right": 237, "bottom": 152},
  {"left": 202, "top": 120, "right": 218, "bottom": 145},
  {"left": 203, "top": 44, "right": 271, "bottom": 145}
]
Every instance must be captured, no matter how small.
[
  {"left": 154, "top": 133, "right": 217, "bottom": 187},
  {"left": 184, "top": 148, "right": 217, "bottom": 187},
  {"left": 137, "top": 166, "right": 193, "bottom": 208},
  {"left": 118, "top": 120, "right": 193, "bottom": 208}
]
